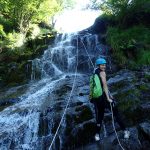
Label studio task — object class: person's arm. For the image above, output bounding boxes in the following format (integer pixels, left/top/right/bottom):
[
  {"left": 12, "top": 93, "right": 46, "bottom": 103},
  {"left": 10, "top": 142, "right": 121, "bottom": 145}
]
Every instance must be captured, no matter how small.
[{"left": 100, "top": 71, "right": 113, "bottom": 103}]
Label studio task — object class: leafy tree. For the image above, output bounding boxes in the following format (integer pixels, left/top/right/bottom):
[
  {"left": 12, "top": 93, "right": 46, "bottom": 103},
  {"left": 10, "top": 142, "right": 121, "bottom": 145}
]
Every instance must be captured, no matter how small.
[
  {"left": 0, "top": 25, "right": 6, "bottom": 37},
  {"left": 0, "top": 0, "right": 76, "bottom": 35},
  {"left": 100, "top": 0, "right": 150, "bottom": 27},
  {"left": 59, "top": 0, "right": 76, "bottom": 9},
  {"left": 107, "top": 26, "right": 150, "bottom": 66},
  {"left": 85, "top": 0, "right": 102, "bottom": 10}
]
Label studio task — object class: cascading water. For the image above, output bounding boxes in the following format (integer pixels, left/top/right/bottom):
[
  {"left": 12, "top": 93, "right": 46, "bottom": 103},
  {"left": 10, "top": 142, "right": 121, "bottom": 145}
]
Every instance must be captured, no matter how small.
[
  {"left": 0, "top": 32, "right": 109, "bottom": 150},
  {"left": 31, "top": 34, "right": 78, "bottom": 80}
]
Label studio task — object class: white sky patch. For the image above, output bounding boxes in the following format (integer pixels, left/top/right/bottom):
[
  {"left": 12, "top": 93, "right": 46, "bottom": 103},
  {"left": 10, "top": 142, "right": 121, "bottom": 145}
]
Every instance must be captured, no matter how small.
[
  {"left": 54, "top": 0, "right": 102, "bottom": 33},
  {"left": 55, "top": 9, "right": 100, "bottom": 33}
]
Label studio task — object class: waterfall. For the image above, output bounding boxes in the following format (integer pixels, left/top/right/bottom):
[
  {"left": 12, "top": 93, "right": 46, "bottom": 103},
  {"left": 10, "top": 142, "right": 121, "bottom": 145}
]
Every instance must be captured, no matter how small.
[
  {"left": 30, "top": 34, "right": 77, "bottom": 81},
  {"left": 30, "top": 32, "right": 112, "bottom": 81},
  {"left": 0, "top": 32, "right": 109, "bottom": 150}
]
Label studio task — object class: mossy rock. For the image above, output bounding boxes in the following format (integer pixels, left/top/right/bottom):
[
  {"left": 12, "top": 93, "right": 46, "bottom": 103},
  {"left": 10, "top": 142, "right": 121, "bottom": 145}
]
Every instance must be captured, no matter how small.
[
  {"left": 144, "top": 74, "right": 150, "bottom": 81},
  {"left": 64, "top": 105, "right": 93, "bottom": 135},
  {"left": 0, "top": 51, "right": 19, "bottom": 63},
  {"left": 116, "top": 92, "right": 140, "bottom": 112},
  {"left": 5, "top": 70, "right": 26, "bottom": 85},
  {"left": 74, "top": 105, "right": 93, "bottom": 124},
  {"left": 115, "top": 87, "right": 140, "bottom": 103},
  {"left": 32, "top": 45, "right": 48, "bottom": 58},
  {"left": 64, "top": 104, "right": 94, "bottom": 146},
  {"left": 53, "top": 85, "right": 72, "bottom": 97},
  {"left": 137, "top": 84, "right": 149, "bottom": 91},
  {"left": 138, "top": 122, "right": 150, "bottom": 142},
  {"left": 63, "top": 120, "right": 95, "bottom": 149},
  {"left": 113, "top": 87, "right": 141, "bottom": 126},
  {"left": 0, "top": 84, "right": 28, "bottom": 100}
]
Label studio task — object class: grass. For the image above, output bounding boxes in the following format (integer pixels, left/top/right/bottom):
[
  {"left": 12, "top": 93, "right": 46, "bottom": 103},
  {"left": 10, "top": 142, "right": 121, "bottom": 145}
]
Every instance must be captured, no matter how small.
[{"left": 107, "top": 25, "right": 150, "bottom": 67}]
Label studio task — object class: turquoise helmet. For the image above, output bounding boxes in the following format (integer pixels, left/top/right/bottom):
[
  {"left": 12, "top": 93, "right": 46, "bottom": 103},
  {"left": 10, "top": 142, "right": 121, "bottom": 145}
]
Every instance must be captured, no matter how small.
[{"left": 96, "top": 58, "right": 106, "bottom": 65}]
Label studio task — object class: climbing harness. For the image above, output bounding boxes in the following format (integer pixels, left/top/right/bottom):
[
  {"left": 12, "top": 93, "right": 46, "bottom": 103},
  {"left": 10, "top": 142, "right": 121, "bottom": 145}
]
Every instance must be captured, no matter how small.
[
  {"left": 49, "top": 35, "right": 79, "bottom": 150},
  {"left": 80, "top": 37, "right": 125, "bottom": 150}
]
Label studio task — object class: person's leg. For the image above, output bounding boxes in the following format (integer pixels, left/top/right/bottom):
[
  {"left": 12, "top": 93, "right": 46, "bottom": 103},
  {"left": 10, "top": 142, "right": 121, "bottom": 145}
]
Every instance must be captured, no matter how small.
[{"left": 93, "top": 97, "right": 105, "bottom": 140}]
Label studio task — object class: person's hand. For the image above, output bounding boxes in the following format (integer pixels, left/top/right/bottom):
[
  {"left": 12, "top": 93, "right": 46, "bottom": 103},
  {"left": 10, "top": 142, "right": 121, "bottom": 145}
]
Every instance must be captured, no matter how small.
[{"left": 107, "top": 98, "right": 113, "bottom": 103}]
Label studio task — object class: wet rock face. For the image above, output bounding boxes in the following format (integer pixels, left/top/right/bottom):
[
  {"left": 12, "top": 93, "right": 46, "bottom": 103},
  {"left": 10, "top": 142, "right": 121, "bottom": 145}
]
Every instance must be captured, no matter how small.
[
  {"left": 0, "top": 66, "right": 149, "bottom": 149},
  {"left": 58, "top": 68, "right": 150, "bottom": 150},
  {"left": 139, "top": 122, "right": 150, "bottom": 141},
  {"left": 81, "top": 17, "right": 110, "bottom": 34},
  {"left": 108, "top": 69, "right": 150, "bottom": 125},
  {"left": 138, "top": 122, "right": 150, "bottom": 149},
  {"left": 0, "top": 84, "right": 28, "bottom": 112},
  {"left": 43, "top": 63, "right": 55, "bottom": 76},
  {"left": 31, "top": 75, "right": 94, "bottom": 150},
  {"left": 63, "top": 117, "right": 96, "bottom": 149},
  {"left": 76, "top": 127, "right": 144, "bottom": 150},
  {"left": 36, "top": 67, "right": 149, "bottom": 150},
  {"left": 109, "top": 127, "right": 142, "bottom": 150}
]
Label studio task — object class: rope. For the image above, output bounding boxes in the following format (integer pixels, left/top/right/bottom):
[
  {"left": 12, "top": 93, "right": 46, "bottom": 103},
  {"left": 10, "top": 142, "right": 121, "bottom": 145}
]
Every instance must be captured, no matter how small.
[
  {"left": 80, "top": 39, "right": 95, "bottom": 70},
  {"left": 80, "top": 37, "right": 125, "bottom": 150},
  {"left": 110, "top": 103, "right": 125, "bottom": 150},
  {"left": 49, "top": 35, "right": 79, "bottom": 150},
  {"left": 80, "top": 37, "right": 112, "bottom": 72}
]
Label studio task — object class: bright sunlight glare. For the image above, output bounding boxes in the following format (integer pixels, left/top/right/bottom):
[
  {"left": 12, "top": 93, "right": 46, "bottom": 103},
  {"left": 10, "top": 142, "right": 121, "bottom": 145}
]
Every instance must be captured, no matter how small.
[{"left": 54, "top": 0, "right": 102, "bottom": 33}]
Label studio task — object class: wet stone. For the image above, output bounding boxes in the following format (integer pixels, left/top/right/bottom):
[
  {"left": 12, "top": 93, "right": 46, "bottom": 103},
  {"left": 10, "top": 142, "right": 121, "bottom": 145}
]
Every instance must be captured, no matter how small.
[{"left": 139, "top": 122, "right": 150, "bottom": 141}]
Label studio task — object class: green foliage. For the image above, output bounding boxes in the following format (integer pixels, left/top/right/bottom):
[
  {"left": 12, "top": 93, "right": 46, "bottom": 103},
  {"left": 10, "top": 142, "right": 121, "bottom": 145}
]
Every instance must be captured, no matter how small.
[
  {"left": 60, "top": 0, "right": 76, "bottom": 9},
  {"left": 0, "top": 0, "right": 73, "bottom": 34},
  {"left": 39, "top": 28, "right": 51, "bottom": 35},
  {"left": 137, "top": 50, "right": 150, "bottom": 66},
  {"left": 4, "top": 32, "right": 25, "bottom": 49},
  {"left": 0, "top": 0, "right": 75, "bottom": 49},
  {"left": 107, "top": 26, "right": 150, "bottom": 66},
  {"left": 0, "top": 25, "right": 6, "bottom": 37},
  {"left": 27, "top": 24, "right": 41, "bottom": 39},
  {"left": 0, "top": 17, "right": 14, "bottom": 33},
  {"left": 101, "top": 0, "right": 129, "bottom": 17},
  {"left": 84, "top": 0, "right": 101, "bottom": 10},
  {"left": 138, "top": 84, "right": 149, "bottom": 91},
  {"left": 116, "top": 89, "right": 140, "bottom": 111},
  {"left": 101, "top": 0, "right": 150, "bottom": 27},
  {"left": 102, "top": 0, "right": 150, "bottom": 67},
  {"left": 0, "top": 0, "right": 76, "bottom": 86},
  {"left": 33, "top": 0, "right": 62, "bottom": 24},
  {"left": 145, "top": 74, "right": 150, "bottom": 81}
]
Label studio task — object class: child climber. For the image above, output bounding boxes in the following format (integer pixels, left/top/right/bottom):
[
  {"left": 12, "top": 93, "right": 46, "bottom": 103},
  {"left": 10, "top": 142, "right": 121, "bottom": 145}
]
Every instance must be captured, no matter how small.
[{"left": 90, "top": 58, "right": 130, "bottom": 141}]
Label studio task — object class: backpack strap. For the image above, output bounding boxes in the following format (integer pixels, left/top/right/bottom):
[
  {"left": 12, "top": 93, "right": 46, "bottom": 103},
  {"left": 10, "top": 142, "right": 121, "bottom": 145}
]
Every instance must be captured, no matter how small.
[{"left": 91, "top": 73, "right": 95, "bottom": 99}]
